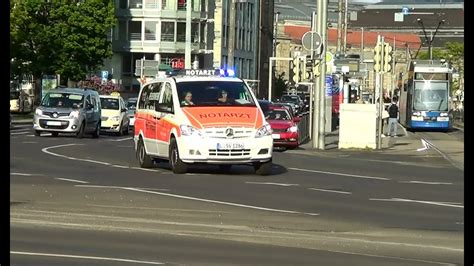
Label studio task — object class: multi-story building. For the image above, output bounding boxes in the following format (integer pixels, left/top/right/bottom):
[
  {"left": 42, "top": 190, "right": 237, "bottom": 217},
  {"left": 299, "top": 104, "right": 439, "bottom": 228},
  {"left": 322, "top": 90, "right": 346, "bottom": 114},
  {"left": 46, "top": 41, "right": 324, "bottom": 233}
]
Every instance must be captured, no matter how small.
[{"left": 105, "top": 0, "right": 259, "bottom": 91}]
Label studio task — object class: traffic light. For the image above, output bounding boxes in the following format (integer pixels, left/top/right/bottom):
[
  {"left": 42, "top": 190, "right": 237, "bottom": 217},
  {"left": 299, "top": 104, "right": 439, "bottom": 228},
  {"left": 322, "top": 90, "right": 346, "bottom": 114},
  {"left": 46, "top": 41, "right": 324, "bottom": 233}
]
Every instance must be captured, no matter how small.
[
  {"left": 304, "top": 56, "right": 313, "bottom": 81},
  {"left": 292, "top": 57, "right": 301, "bottom": 84},
  {"left": 383, "top": 43, "right": 393, "bottom": 72},
  {"left": 373, "top": 42, "right": 382, "bottom": 73}
]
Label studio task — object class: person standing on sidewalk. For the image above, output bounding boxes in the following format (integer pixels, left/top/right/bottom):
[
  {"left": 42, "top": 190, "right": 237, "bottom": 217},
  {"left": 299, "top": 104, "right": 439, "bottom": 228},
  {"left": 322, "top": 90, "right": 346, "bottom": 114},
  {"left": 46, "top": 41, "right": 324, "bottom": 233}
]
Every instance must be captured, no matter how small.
[{"left": 387, "top": 96, "right": 399, "bottom": 137}]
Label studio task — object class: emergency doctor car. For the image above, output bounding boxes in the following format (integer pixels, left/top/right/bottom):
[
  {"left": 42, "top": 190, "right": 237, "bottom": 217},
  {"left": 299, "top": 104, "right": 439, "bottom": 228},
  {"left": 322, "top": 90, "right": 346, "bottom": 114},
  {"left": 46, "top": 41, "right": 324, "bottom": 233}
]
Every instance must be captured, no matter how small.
[{"left": 134, "top": 69, "right": 273, "bottom": 175}]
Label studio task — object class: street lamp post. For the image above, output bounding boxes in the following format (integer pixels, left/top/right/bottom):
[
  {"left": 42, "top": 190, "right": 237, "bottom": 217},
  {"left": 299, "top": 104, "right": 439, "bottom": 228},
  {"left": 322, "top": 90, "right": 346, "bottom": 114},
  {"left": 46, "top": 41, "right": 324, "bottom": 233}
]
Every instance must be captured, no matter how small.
[{"left": 417, "top": 18, "right": 445, "bottom": 60}]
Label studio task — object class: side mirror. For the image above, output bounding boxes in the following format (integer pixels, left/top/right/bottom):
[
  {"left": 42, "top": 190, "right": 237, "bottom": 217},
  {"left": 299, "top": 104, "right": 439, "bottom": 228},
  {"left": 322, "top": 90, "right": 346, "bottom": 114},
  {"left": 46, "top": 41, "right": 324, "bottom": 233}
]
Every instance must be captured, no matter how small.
[
  {"left": 293, "top": 116, "right": 301, "bottom": 123},
  {"left": 87, "top": 103, "right": 93, "bottom": 110}
]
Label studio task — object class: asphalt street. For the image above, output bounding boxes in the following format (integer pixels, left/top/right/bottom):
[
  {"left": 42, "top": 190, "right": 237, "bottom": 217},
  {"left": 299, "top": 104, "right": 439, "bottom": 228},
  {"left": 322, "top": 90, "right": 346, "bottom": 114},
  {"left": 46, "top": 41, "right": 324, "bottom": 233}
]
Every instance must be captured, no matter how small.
[{"left": 10, "top": 124, "right": 464, "bottom": 265}]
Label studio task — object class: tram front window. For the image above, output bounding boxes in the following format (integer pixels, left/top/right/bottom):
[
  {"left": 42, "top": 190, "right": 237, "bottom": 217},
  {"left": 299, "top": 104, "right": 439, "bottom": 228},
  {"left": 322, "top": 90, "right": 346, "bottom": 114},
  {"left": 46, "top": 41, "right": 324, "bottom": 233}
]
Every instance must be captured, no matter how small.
[{"left": 414, "top": 81, "right": 448, "bottom": 111}]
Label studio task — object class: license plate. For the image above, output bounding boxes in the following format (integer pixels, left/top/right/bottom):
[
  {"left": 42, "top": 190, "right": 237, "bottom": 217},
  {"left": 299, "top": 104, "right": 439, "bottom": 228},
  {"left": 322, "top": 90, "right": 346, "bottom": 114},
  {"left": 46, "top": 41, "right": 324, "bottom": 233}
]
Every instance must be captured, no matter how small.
[
  {"left": 437, "top": 117, "right": 449, "bottom": 121},
  {"left": 217, "top": 142, "right": 244, "bottom": 150},
  {"left": 272, "top": 134, "right": 280, "bottom": 139},
  {"left": 46, "top": 121, "right": 62, "bottom": 126}
]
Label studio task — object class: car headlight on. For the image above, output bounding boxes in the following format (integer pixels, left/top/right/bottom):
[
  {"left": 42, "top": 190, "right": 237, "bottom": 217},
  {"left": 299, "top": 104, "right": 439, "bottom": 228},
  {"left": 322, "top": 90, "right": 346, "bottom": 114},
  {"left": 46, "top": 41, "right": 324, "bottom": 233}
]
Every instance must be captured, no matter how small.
[
  {"left": 70, "top": 110, "right": 80, "bottom": 118},
  {"left": 35, "top": 109, "right": 42, "bottom": 115},
  {"left": 111, "top": 116, "right": 120, "bottom": 121},
  {"left": 287, "top": 126, "right": 298, "bottom": 132},
  {"left": 180, "top": 125, "right": 201, "bottom": 136},
  {"left": 255, "top": 123, "right": 272, "bottom": 137}
]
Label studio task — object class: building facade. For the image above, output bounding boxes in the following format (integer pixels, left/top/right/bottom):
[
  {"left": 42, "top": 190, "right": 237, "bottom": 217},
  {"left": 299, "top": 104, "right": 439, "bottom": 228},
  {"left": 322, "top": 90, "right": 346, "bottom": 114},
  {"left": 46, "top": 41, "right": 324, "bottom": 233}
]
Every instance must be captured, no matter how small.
[{"left": 105, "top": 0, "right": 259, "bottom": 91}]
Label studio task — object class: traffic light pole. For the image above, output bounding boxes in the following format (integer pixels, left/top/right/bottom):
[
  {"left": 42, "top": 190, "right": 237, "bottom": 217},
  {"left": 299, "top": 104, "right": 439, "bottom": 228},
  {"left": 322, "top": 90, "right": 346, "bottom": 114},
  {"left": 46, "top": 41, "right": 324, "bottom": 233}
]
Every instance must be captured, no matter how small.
[{"left": 377, "top": 36, "right": 385, "bottom": 149}]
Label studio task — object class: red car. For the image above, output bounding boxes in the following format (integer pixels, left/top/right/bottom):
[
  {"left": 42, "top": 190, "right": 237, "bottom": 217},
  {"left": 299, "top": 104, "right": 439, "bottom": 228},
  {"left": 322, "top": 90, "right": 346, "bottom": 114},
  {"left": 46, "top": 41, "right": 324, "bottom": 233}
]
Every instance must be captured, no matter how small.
[{"left": 265, "top": 107, "right": 301, "bottom": 149}]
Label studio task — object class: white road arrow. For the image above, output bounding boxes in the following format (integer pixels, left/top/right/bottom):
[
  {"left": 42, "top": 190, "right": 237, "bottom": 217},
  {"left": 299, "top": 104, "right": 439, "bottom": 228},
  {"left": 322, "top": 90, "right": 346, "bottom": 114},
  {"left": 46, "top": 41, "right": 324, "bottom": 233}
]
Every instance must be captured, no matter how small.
[{"left": 417, "top": 139, "right": 430, "bottom": 151}]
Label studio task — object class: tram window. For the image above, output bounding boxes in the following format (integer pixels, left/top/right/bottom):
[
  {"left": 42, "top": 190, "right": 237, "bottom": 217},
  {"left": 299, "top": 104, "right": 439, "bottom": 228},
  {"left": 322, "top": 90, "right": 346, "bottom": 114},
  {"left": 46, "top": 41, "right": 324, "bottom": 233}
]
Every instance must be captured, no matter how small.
[{"left": 415, "top": 73, "right": 448, "bottom": 80}]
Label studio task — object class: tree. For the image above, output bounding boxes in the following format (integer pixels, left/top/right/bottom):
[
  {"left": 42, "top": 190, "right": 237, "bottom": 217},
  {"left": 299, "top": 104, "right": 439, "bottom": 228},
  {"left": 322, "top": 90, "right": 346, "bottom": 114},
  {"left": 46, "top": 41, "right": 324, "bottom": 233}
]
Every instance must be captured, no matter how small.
[
  {"left": 445, "top": 42, "right": 464, "bottom": 94},
  {"left": 417, "top": 48, "right": 446, "bottom": 60},
  {"left": 10, "top": 0, "right": 116, "bottom": 85}
]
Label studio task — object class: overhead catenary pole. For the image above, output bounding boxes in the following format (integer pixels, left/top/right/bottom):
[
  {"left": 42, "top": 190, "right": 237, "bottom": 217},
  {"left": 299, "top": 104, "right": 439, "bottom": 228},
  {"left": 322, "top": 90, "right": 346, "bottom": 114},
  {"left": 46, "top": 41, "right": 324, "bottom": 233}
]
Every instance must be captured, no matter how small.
[
  {"left": 227, "top": 0, "right": 236, "bottom": 68},
  {"left": 185, "top": 0, "right": 192, "bottom": 68},
  {"left": 343, "top": 0, "right": 348, "bottom": 54},
  {"left": 336, "top": 0, "right": 343, "bottom": 54}
]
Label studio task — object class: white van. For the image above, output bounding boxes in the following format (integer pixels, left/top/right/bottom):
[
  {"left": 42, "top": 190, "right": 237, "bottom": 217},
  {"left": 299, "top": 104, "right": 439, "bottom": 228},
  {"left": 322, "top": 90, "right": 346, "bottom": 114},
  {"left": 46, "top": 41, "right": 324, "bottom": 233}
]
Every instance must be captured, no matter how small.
[{"left": 134, "top": 69, "right": 273, "bottom": 175}]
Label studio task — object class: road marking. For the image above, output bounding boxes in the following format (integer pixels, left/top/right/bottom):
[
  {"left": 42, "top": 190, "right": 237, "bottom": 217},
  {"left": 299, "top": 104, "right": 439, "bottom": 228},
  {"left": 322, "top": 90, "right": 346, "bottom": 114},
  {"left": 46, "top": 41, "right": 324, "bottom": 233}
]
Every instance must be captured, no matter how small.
[
  {"left": 130, "top": 167, "right": 161, "bottom": 172},
  {"left": 10, "top": 251, "right": 165, "bottom": 265},
  {"left": 109, "top": 137, "right": 133, "bottom": 142},
  {"left": 55, "top": 178, "right": 89, "bottom": 184},
  {"left": 11, "top": 131, "right": 30, "bottom": 135},
  {"left": 21, "top": 141, "right": 37, "bottom": 144},
  {"left": 308, "top": 188, "right": 352, "bottom": 194},
  {"left": 112, "top": 165, "right": 130, "bottom": 169},
  {"left": 11, "top": 173, "right": 36, "bottom": 176},
  {"left": 289, "top": 167, "right": 390, "bottom": 181},
  {"left": 11, "top": 128, "right": 31, "bottom": 132},
  {"left": 245, "top": 182, "right": 300, "bottom": 187},
  {"left": 75, "top": 185, "right": 170, "bottom": 191},
  {"left": 76, "top": 185, "right": 319, "bottom": 216},
  {"left": 420, "top": 138, "right": 463, "bottom": 171},
  {"left": 417, "top": 139, "right": 429, "bottom": 151},
  {"left": 399, "top": 181, "right": 453, "bottom": 185},
  {"left": 369, "top": 198, "right": 463, "bottom": 208}
]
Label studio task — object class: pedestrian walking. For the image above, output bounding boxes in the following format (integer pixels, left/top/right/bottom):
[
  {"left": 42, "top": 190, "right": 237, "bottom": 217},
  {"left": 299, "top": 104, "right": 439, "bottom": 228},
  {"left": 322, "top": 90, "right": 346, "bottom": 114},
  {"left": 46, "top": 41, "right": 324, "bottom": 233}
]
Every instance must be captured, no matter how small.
[{"left": 387, "top": 96, "right": 399, "bottom": 137}]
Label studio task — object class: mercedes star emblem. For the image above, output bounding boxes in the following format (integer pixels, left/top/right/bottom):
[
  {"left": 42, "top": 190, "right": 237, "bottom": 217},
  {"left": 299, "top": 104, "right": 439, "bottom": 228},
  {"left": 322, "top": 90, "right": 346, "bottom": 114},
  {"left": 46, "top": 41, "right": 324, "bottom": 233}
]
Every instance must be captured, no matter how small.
[{"left": 225, "top": 128, "right": 234, "bottom": 138}]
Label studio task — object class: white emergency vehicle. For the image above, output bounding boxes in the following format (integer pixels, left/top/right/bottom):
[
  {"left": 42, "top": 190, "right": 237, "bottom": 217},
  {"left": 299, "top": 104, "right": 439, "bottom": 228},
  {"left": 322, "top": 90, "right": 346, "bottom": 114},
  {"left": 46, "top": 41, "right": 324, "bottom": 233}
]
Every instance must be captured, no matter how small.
[{"left": 134, "top": 69, "right": 273, "bottom": 175}]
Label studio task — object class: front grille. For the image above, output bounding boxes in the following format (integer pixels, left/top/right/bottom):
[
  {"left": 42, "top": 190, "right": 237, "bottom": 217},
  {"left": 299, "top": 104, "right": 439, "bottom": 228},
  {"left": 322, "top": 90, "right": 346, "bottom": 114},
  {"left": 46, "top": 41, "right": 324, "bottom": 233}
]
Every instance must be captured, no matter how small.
[
  {"left": 39, "top": 119, "right": 69, "bottom": 129},
  {"left": 272, "top": 128, "right": 287, "bottom": 133},
  {"left": 43, "top": 111, "right": 71, "bottom": 118},
  {"left": 203, "top": 127, "right": 253, "bottom": 139},
  {"left": 209, "top": 149, "right": 251, "bottom": 156}
]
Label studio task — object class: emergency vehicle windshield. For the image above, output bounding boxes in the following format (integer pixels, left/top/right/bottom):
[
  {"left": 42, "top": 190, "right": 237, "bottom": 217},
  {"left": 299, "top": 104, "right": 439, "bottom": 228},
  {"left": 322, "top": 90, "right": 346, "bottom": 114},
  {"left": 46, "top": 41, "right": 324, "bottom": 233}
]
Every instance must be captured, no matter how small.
[{"left": 177, "top": 81, "right": 256, "bottom": 107}]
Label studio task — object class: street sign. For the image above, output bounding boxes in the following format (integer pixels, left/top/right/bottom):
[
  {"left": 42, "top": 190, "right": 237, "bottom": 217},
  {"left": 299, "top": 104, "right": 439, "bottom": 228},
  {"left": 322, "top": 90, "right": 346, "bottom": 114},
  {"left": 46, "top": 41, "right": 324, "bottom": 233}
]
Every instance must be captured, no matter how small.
[
  {"left": 101, "top": 71, "right": 108, "bottom": 85},
  {"left": 302, "top": 31, "right": 322, "bottom": 52}
]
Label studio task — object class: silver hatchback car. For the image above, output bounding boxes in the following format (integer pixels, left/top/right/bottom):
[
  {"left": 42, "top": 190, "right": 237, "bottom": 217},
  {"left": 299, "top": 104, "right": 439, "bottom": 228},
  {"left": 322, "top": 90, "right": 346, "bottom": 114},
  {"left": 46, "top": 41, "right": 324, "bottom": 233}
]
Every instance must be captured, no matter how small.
[{"left": 33, "top": 88, "right": 101, "bottom": 138}]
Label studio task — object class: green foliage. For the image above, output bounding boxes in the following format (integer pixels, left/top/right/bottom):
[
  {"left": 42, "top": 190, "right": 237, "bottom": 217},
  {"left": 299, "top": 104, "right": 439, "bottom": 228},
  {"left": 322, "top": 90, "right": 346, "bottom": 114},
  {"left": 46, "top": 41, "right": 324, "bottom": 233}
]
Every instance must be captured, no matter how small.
[
  {"left": 10, "top": 0, "right": 116, "bottom": 82},
  {"left": 417, "top": 48, "right": 446, "bottom": 60}
]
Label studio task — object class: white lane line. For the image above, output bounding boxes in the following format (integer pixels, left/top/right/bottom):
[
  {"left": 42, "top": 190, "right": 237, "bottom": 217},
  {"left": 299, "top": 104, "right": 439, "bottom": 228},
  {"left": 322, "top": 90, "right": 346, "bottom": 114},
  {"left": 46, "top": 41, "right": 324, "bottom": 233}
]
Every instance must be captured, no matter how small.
[
  {"left": 11, "top": 128, "right": 31, "bottom": 133},
  {"left": 11, "top": 132, "right": 30, "bottom": 135},
  {"left": 55, "top": 178, "right": 89, "bottom": 184},
  {"left": 369, "top": 198, "right": 464, "bottom": 208},
  {"left": 112, "top": 165, "right": 131, "bottom": 169},
  {"left": 289, "top": 167, "right": 390, "bottom": 181},
  {"left": 109, "top": 137, "right": 133, "bottom": 142},
  {"left": 399, "top": 181, "right": 453, "bottom": 185},
  {"left": 11, "top": 173, "right": 38, "bottom": 176},
  {"left": 245, "top": 182, "right": 300, "bottom": 187},
  {"left": 76, "top": 185, "right": 319, "bottom": 216},
  {"left": 75, "top": 185, "right": 170, "bottom": 191},
  {"left": 10, "top": 251, "right": 165, "bottom": 265},
  {"left": 308, "top": 188, "right": 352, "bottom": 194},
  {"left": 21, "top": 141, "right": 38, "bottom": 144},
  {"left": 130, "top": 167, "right": 161, "bottom": 172}
]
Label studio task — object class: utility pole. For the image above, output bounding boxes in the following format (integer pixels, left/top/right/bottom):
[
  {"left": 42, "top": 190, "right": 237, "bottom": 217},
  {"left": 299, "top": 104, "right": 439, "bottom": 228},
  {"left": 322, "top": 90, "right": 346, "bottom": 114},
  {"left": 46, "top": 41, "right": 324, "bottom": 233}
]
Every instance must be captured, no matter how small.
[
  {"left": 336, "top": 0, "right": 343, "bottom": 54},
  {"left": 185, "top": 0, "right": 192, "bottom": 68},
  {"left": 343, "top": 0, "right": 348, "bottom": 54},
  {"left": 228, "top": 0, "right": 236, "bottom": 68},
  {"left": 312, "top": 0, "right": 328, "bottom": 150},
  {"left": 360, "top": 27, "right": 364, "bottom": 60}
]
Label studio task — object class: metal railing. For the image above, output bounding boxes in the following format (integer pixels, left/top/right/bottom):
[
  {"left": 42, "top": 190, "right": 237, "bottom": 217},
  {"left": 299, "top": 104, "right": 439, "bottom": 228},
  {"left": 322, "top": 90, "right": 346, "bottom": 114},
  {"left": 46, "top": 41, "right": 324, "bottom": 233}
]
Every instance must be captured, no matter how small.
[{"left": 297, "top": 112, "right": 310, "bottom": 144}]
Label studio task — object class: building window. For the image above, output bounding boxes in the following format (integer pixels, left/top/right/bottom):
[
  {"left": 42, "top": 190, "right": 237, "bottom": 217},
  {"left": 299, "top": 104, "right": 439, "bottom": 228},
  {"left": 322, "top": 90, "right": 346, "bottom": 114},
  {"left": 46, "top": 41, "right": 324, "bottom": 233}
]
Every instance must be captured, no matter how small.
[
  {"left": 177, "top": 22, "right": 186, "bottom": 42},
  {"left": 177, "top": 0, "right": 186, "bottom": 10},
  {"left": 199, "top": 23, "right": 205, "bottom": 44},
  {"left": 122, "top": 53, "right": 132, "bottom": 74},
  {"left": 161, "top": 22, "right": 175, "bottom": 42},
  {"left": 119, "top": 0, "right": 127, "bottom": 9},
  {"left": 129, "top": 21, "right": 142, "bottom": 40},
  {"left": 118, "top": 20, "right": 127, "bottom": 41},
  {"left": 144, "top": 0, "right": 159, "bottom": 8},
  {"left": 130, "top": 0, "right": 143, "bottom": 9},
  {"left": 145, "top": 21, "right": 158, "bottom": 40},
  {"left": 192, "top": 23, "right": 199, "bottom": 43}
]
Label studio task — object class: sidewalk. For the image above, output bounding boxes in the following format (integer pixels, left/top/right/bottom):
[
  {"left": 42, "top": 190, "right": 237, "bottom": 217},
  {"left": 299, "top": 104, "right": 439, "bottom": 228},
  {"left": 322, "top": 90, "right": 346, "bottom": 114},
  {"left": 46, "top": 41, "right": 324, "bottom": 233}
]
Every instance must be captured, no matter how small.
[{"left": 297, "top": 123, "right": 415, "bottom": 152}]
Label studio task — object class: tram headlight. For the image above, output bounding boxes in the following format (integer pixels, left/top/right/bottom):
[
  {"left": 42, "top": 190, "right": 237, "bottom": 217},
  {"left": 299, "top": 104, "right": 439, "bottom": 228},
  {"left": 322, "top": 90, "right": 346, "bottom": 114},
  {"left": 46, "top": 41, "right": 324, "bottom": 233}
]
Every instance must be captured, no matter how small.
[
  {"left": 440, "top": 112, "right": 448, "bottom": 117},
  {"left": 412, "top": 111, "right": 421, "bottom": 116}
]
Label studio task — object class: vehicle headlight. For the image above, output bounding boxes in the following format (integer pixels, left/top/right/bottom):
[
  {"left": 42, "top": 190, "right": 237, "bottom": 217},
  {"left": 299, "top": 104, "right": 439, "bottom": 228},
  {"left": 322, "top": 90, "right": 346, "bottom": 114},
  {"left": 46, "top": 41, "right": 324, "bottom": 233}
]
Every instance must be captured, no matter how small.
[
  {"left": 255, "top": 123, "right": 272, "bottom": 137},
  {"left": 287, "top": 126, "right": 298, "bottom": 132},
  {"left": 111, "top": 116, "right": 120, "bottom": 121},
  {"left": 180, "top": 125, "right": 201, "bottom": 136},
  {"left": 440, "top": 112, "right": 448, "bottom": 117},
  {"left": 35, "top": 109, "right": 42, "bottom": 115},
  {"left": 413, "top": 111, "right": 421, "bottom": 116},
  {"left": 70, "top": 110, "right": 80, "bottom": 118}
]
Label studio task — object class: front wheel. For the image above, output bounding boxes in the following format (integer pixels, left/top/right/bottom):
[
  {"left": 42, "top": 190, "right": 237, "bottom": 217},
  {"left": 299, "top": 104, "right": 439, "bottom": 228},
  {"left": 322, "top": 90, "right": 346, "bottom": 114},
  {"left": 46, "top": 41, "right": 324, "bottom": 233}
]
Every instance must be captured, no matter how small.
[
  {"left": 92, "top": 122, "right": 100, "bottom": 138},
  {"left": 34, "top": 130, "right": 41, "bottom": 137},
  {"left": 76, "top": 122, "right": 85, "bottom": 138},
  {"left": 169, "top": 138, "right": 187, "bottom": 174},
  {"left": 253, "top": 161, "right": 272, "bottom": 176},
  {"left": 137, "top": 138, "right": 153, "bottom": 168}
]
